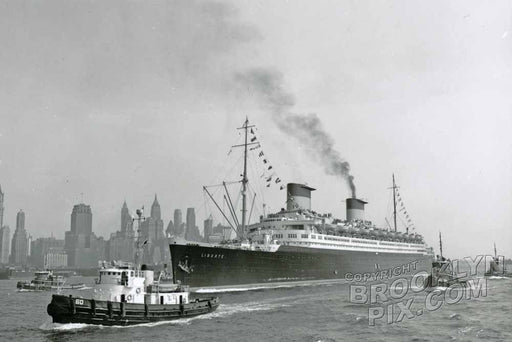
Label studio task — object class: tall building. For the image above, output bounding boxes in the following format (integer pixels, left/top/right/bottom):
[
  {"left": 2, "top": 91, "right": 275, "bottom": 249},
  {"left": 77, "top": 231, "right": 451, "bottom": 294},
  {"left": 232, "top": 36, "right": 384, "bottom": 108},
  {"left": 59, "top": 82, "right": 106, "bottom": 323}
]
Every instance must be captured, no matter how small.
[
  {"left": 65, "top": 203, "right": 104, "bottom": 268},
  {"left": 0, "top": 226, "right": 10, "bottom": 264},
  {"left": 10, "top": 210, "right": 28, "bottom": 266},
  {"left": 0, "top": 185, "right": 4, "bottom": 229},
  {"left": 203, "top": 216, "right": 213, "bottom": 242},
  {"left": 70, "top": 203, "right": 92, "bottom": 235},
  {"left": 173, "top": 209, "right": 185, "bottom": 237},
  {"left": 121, "top": 201, "right": 133, "bottom": 234},
  {"left": 106, "top": 201, "right": 135, "bottom": 262},
  {"left": 165, "top": 219, "right": 174, "bottom": 237},
  {"left": 185, "top": 208, "right": 202, "bottom": 242},
  {"left": 140, "top": 195, "right": 168, "bottom": 264}
]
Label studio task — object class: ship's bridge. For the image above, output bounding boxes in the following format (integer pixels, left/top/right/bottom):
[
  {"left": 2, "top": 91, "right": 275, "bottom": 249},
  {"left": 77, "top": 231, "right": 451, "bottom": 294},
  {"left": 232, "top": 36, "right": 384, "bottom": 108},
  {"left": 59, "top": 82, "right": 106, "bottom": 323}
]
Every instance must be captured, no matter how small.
[{"left": 97, "top": 268, "right": 146, "bottom": 288}]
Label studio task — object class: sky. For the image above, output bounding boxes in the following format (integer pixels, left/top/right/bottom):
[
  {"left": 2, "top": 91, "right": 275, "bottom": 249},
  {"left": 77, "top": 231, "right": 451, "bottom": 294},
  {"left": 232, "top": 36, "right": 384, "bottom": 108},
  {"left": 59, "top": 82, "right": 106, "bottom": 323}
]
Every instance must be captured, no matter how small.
[{"left": 0, "top": 0, "right": 511, "bottom": 258}]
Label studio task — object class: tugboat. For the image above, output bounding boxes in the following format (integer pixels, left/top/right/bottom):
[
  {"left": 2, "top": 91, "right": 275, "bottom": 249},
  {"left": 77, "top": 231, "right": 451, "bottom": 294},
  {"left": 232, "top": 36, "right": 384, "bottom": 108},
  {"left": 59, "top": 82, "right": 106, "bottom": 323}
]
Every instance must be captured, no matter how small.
[
  {"left": 424, "top": 232, "right": 467, "bottom": 288},
  {"left": 17, "top": 270, "right": 85, "bottom": 291},
  {"left": 47, "top": 208, "right": 219, "bottom": 326},
  {"left": 485, "top": 243, "right": 512, "bottom": 277}
]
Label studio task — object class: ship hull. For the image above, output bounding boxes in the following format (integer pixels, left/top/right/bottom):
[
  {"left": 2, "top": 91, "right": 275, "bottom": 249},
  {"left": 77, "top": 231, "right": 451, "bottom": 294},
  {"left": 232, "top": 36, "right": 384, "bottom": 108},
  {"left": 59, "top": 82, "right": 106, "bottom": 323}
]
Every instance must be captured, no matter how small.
[
  {"left": 47, "top": 294, "right": 219, "bottom": 326},
  {"left": 170, "top": 243, "right": 433, "bottom": 288}
]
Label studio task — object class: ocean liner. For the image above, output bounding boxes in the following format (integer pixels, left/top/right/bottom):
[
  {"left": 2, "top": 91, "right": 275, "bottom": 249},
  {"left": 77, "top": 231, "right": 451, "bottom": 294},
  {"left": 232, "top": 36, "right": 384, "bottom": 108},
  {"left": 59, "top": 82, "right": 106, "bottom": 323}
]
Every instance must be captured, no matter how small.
[{"left": 170, "top": 119, "right": 434, "bottom": 287}]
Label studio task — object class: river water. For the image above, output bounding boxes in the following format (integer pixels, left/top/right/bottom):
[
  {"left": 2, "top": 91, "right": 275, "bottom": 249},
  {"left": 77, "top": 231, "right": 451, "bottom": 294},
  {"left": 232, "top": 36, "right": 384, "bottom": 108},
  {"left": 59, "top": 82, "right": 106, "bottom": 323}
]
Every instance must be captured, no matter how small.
[{"left": 0, "top": 274, "right": 510, "bottom": 342}]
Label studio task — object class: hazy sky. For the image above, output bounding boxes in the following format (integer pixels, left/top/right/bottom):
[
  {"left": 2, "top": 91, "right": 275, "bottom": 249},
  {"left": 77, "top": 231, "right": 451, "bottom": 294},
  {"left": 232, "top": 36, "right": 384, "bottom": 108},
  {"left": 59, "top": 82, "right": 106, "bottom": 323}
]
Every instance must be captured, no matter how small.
[{"left": 0, "top": 0, "right": 510, "bottom": 258}]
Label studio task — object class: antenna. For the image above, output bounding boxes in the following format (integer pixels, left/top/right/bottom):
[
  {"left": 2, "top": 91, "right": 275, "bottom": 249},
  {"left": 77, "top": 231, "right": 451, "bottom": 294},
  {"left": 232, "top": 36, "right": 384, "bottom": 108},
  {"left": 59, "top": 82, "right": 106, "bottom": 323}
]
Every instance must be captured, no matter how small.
[
  {"left": 439, "top": 231, "right": 443, "bottom": 259},
  {"left": 387, "top": 174, "right": 399, "bottom": 232},
  {"left": 133, "top": 207, "right": 146, "bottom": 269},
  {"left": 233, "top": 118, "right": 257, "bottom": 239}
]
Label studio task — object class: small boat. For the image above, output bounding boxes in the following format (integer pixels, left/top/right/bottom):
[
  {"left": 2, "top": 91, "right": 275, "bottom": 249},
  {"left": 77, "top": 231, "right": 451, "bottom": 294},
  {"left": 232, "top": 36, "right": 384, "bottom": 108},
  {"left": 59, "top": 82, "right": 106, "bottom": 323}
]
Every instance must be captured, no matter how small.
[
  {"left": 17, "top": 270, "right": 85, "bottom": 291},
  {"left": 485, "top": 243, "right": 512, "bottom": 278},
  {"left": 424, "top": 232, "right": 468, "bottom": 289},
  {"left": 47, "top": 208, "right": 219, "bottom": 326}
]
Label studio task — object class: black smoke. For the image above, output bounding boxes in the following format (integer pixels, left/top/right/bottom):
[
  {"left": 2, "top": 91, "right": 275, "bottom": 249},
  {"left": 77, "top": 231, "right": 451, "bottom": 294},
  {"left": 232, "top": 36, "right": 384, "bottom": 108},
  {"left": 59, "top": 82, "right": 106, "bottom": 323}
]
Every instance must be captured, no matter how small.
[{"left": 235, "top": 67, "right": 357, "bottom": 198}]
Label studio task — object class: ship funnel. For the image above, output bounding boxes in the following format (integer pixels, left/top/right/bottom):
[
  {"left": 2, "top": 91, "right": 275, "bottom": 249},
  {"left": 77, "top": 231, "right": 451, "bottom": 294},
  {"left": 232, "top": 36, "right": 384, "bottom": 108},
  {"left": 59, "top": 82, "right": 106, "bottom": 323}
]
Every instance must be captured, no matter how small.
[
  {"left": 346, "top": 198, "right": 367, "bottom": 221},
  {"left": 286, "top": 183, "right": 316, "bottom": 211}
]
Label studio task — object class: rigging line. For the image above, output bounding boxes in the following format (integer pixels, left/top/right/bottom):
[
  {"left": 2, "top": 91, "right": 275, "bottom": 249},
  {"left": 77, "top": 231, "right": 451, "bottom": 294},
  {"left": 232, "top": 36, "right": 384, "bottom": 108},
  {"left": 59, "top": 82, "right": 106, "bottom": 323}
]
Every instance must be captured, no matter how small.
[
  {"left": 248, "top": 192, "right": 257, "bottom": 225},
  {"left": 204, "top": 181, "right": 241, "bottom": 188},
  {"left": 398, "top": 215, "right": 409, "bottom": 233},
  {"left": 223, "top": 182, "right": 241, "bottom": 229},
  {"left": 247, "top": 182, "right": 263, "bottom": 219},
  {"left": 205, "top": 152, "right": 244, "bottom": 192},
  {"left": 205, "top": 136, "right": 243, "bottom": 188},
  {"left": 224, "top": 195, "right": 239, "bottom": 230},
  {"left": 203, "top": 186, "right": 238, "bottom": 237},
  {"left": 247, "top": 152, "right": 265, "bottom": 207},
  {"left": 248, "top": 146, "right": 268, "bottom": 209}
]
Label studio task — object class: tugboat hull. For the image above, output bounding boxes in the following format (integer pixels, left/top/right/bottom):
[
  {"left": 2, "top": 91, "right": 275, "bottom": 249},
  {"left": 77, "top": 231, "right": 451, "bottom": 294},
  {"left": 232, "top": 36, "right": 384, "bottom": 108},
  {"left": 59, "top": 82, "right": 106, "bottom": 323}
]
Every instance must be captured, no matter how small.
[{"left": 47, "top": 294, "right": 219, "bottom": 326}]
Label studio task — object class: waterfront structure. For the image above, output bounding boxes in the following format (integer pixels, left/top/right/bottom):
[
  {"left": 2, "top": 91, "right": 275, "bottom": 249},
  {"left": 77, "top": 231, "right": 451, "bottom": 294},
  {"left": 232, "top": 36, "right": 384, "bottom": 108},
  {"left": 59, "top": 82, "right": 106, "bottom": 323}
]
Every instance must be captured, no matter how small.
[
  {"left": 0, "top": 226, "right": 10, "bottom": 264},
  {"left": 64, "top": 203, "right": 105, "bottom": 268},
  {"left": 44, "top": 247, "right": 68, "bottom": 269},
  {"left": 30, "top": 237, "right": 65, "bottom": 268},
  {"left": 10, "top": 210, "right": 28, "bottom": 266}
]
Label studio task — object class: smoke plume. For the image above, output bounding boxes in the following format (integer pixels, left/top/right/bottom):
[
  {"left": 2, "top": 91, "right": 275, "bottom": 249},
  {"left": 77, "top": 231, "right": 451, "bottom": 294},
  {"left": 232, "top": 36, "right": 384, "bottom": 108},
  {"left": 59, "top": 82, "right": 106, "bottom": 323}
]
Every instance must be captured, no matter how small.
[{"left": 235, "top": 68, "right": 357, "bottom": 198}]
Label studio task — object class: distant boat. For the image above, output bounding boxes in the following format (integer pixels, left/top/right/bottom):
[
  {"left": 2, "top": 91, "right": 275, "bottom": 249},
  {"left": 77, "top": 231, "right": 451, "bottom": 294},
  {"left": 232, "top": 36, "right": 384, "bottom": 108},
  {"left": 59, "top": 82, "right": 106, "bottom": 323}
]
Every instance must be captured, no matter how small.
[
  {"left": 424, "top": 232, "right": 468, "bottom": 288},
  {"left": 17, "top": 270, "right": 85, "bottom": 291},
  {"left": 485, "top": 243, "right": 512, "bottom": 278}
]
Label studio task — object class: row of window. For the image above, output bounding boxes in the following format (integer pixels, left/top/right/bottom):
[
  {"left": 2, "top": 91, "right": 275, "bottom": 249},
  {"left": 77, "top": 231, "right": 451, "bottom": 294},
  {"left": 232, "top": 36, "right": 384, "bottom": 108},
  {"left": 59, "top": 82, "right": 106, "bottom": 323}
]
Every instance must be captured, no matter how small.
[
  {"left": 273, "top": 233, "right": 413, "bottom": 249},
  {"left": 296, "top": 241, "right": 421, "bottom": 252}
]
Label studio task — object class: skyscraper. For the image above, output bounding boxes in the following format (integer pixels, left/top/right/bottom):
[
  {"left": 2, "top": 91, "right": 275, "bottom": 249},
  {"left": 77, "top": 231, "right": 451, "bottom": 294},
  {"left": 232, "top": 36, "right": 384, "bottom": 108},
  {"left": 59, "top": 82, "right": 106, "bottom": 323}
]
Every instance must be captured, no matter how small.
[
  {"left": 203, "top": 216, "right": 213, "bottom": 242},
  {"left": 185, "top": 208, "right": 202, "bottom": 242},
  {"left": 121, "top": 201, "right": 132, "bottom": 234},
  {"left": 10, "top": 210, "right": 28, "bottom": 266},
  {"left": 70, "top": 203, "right": 92, "bottom": 235},
  {"left": 173, "top": 209, "right": 184, "bottom": 237},
  {"left": 0, "top": 186, "right": 9, "bottom": 264},
  {"left": 150, "top": 195, "right": 161, "bottom": 221},
  {"left": 140, "top": 195, "right": 166, "bottom": 264},
  {"left": 65, "top": 203, "right": 104, "bottom": 268},
  {"left": 106, "top": 201, "right": 134, "bottom": 262},
  {"left": 165, "top": 219, "right": 174, "bottom": 237},
  {"left": 0, "top": 226, "right": 10, "bottom": 264}
]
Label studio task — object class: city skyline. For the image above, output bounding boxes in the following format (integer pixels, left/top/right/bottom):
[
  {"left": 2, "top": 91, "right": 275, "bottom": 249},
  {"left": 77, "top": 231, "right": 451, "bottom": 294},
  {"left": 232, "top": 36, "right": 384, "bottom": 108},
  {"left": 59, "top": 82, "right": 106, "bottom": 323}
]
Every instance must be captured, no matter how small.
[{"left": 0, "top": 189, "right": 210, "bottom": 267}]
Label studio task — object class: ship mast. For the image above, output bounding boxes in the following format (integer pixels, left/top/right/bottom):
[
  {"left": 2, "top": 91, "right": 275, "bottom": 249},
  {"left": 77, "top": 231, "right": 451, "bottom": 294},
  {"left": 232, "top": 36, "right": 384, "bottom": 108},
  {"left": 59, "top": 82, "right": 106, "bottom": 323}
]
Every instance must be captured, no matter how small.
[
  {"left": 439, "top": 231, "right": 443, "bottom": 259},
  {"left": 234, "top": 118, "right": 256, "bottom": 239},
  {"left": 241, "top": 118, "right": 249, "bottom": 238},
  {"left": 392, "top": 174, "right": 398, "bottom": 232},
  {"left": 133, "top": 207, "right": 146, "bottom": 270}
]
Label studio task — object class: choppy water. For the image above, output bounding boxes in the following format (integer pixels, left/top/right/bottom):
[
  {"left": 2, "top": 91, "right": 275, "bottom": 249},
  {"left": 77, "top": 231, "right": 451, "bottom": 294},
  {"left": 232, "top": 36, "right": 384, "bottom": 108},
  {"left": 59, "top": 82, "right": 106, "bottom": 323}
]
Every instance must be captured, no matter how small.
[{"left": 0, "top": 275, "right": 510, "bottom": 342}]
